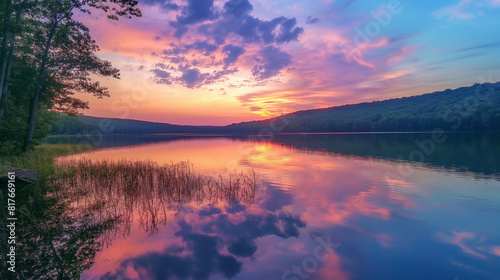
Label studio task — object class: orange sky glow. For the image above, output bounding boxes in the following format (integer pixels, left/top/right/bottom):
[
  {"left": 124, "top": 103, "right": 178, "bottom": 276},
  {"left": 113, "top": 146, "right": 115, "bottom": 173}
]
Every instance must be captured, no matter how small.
[{"left": 74, "top": 0, "right": 500, "bottom": 125}]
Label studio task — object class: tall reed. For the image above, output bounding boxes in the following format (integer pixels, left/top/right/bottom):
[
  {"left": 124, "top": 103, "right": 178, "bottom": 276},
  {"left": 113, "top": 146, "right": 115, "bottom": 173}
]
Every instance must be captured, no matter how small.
[{"left": 52, "top": 159, "right": 257, "bottom": 235}]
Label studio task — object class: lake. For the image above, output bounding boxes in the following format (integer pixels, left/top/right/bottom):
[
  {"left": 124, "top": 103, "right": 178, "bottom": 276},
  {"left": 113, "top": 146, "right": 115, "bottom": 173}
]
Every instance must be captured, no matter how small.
[{"left": 49, "top": 132, "right": 500, "bottom": 280}]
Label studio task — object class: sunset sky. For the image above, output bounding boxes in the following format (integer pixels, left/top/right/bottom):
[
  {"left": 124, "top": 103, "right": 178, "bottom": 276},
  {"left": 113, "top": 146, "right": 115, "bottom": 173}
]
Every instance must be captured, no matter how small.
[{"left": 76, "top": 0, "right": 500, "bottom": 125}]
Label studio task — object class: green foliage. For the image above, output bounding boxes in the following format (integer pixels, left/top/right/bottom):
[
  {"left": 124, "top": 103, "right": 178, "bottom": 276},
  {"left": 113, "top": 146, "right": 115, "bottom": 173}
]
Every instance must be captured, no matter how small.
[
  {"left": 66, "top": 115, "right": 219, "bottom": 134},
  {"left": 226, "top": 82, "right": 500, "bottom": 133},
  {"left": 0, "top": 0, "right": 142, "bottom": 153},
  {"left": 0, "top": 142, "right": 109, "bottom": 280},
  {"left": 0, "top": 56, "right": 58, "bottom": 152},
  {"left": 51, "top": 114, "right": 98, "bottom": 135},
  {"left": 47, "top": 82, "right": 500, "bottom": 137},
  {"left": 0, "top": 143, "right": 91, "bottom": 177}
]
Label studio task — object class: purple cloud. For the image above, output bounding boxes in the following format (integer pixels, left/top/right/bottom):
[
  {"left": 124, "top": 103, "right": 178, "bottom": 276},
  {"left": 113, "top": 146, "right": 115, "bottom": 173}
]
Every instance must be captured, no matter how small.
[
  {"left": 185, "top": 40, "right": 219, "bottom": 55},
  {"left": 306, "top": 15, "right": 320, "bottom": 24},
  {"left": 170, "top": 0, "right": 217, "bottom": 37},
  {"left": 223, "top": 44, "right": 245, "bottom": 65},
  {"left": 252, "top": 46, "right": 292, "bottom": 79},
  {"left": 152, "top": 69, "right": 172, "bottom": 85},
  {"left": 181, "top": 68, "right": 204, "bottom": 88},
  {"left": 202, "top": 0, "right": 304, "bottom": 45},
  {"left": 152, "top": 0, "right": 304, "bottom": 88},
  {"left": 141, "top": 0, "right": 179, "bottom": 11}
]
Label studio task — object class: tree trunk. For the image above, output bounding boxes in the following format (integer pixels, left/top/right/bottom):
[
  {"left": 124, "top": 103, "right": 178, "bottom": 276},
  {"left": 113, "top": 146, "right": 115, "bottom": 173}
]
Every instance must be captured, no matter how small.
[
  {"left": 0, "top": 0, "right": 13, "bottom": 104},
  {"left": 23, "top": 14, "right": 58, "bottom": 152},
  {"left": 0, "top": 6, "right": 22, "bottom": 118}
]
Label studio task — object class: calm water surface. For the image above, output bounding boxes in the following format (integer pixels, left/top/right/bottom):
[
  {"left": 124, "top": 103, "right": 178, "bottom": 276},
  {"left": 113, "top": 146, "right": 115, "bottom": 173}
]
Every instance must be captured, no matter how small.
[{"left": 54, "top": 133, "right": 500, "bottom": 280}]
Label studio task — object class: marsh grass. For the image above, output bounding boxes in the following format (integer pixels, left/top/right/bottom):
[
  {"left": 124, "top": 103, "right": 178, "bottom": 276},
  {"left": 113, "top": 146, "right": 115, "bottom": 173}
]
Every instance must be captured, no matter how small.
[
  {"left": 0, "top": 144, "right": 95, "bottom": 279},
  {"left": 53, "top": 158, "right": 257, "bottom": 234},
  {"left": 0, "top": 143, "right": 92, "bottom": 178},
  {"left": 1, "top": 146, "right": 257, "bottom": 278}
]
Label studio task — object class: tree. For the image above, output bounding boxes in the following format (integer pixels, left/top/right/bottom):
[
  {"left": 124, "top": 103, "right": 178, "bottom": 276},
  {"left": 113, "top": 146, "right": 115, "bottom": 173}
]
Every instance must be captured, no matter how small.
[
  {"left": 22, "top": 0, "right": 141, "bottom": 151},
  {"left": 0, "top": 0, "right": 14, "bottom": 107},
  {"left": 0, "top": 0, "right": 33, "bottom": 118},
  {"left": 0, "top": 0, "right": 142, "bottom": 153},
  {"left": 0, "top": 53, "right": 57, "bottom": 152}
]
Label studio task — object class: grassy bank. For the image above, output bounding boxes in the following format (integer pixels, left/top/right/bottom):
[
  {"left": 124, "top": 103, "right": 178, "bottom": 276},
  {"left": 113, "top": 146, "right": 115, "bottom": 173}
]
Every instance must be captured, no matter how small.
[
  {"left": 0, "top": 143, "right": 92, "bottom": 178},
  {"left": 0, "top": 143, "right": 92, "bottom": 279}
]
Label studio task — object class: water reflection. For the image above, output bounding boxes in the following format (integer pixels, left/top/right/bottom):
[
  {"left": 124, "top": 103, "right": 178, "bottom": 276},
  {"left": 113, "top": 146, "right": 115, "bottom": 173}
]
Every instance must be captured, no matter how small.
[
  {"left": 98, "top": 207, "right": 306, "bottom": 280},
  {"left": 271, "top": 133, "right": 500, "bottom": 177},
  {"left": 44, "top": 135, "right": 500, "bottom": 279},
  {"left": 49, "top": 132, "right": 500, "bottom": 177},
  {"left": 55, "top": 159, "right": 257, "bottom": 235}
]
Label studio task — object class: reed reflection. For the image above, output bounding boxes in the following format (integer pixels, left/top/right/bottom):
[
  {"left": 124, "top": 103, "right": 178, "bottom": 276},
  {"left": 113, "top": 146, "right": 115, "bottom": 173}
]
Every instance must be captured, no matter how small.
[
  {"left": 15, "top": 159, "right": 257, "bottom": 280},
  {"left": 55, "top": 159, "right": 257, "bottom": 235}
]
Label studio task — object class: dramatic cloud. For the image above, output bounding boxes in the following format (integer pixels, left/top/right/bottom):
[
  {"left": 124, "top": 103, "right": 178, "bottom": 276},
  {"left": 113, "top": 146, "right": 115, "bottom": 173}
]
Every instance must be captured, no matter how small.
[
  {"left": 198, "top": 206, "right": 222, "bottom": 217},
  {"left": 75, "top": 0, "right": 500, "bottom": 124},
  {"left": 161, "top": 41, "right": 217, "bottom": 57},
  {"left": 222, "top": 44, "right": 245, "bottom": 65},
  {"left": 306, "top": 15, "right": 320, "bottom": 24},
  {"left": 99, "top": 201, "right": 307, "bottom": 280},
  {"left": 224, "top": 0, "right": 253, "bottom": 16},
  {"left": 152, "top": 69, "right": 170, "bottom": 78},
  {"left": 199, "top": 0, "right": 304, "bottom": 45},
  {"left": 152, "top": 68, "right": 172, "bottom": 84},
  {"left": 176, "top": 67, "right": 238, "bottom": 88},
  {"left": 140, "top": 0, "right": 305, "bottom": 90},
  {"left": 252, "top": 46, "right": 292, "bottom": 79},
  {"left": 202, "top": 68, "right": 239, "bottom": 85},
  {"left": 100, "top": 232, "right": 242, "bottom": 280},
  {"left": 228, "top": 238, "right": 257, "bottom": 257},
  {"left": 170, "top": 0, "right": 217, "bottom": 37},
  {"left": 185, "top": 40, "right": 218, "bottom": 55},
  {"left": 141, "top": 0, "right": 179, "bottom": 11},
  {"left": 180, "top": 68, "right": 204, "bottom": 88},
  {"left": 201, "top": 212, "right": 306, "bottom": 239},
  {"left": 262, "top": 183, "right": 293, "bottom": 212}
]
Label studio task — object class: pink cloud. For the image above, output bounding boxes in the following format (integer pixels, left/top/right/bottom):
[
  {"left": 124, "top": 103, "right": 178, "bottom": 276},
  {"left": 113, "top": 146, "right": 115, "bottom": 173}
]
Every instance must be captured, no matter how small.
[
  {"left": 433, "top": 0, "right": 500, "bottom": 21},
  {"left": 73, "top": 0, "right": 426, "bottom": 124},
  {"left": 433, "top": 0, "right": 475, "bottom": 21},
  {"left": 436, "top": 231, "right": 488, "bottom": 259},
  {"left": 236, "top": 36, "right": 418, "bottom": 117},
  {"left": 491, "top": 246, "right": 500, "bottom": 257}
]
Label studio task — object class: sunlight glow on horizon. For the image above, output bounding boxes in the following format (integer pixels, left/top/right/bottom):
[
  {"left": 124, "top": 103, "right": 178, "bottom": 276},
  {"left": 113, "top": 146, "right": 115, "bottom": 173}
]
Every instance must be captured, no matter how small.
[{"left": 74, "top": 0, "right": 500, "bottom": 125}]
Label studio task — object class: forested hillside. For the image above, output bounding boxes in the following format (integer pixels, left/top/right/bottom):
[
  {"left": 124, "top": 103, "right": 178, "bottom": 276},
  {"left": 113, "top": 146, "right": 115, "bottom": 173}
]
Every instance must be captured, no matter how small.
[
  {"left": 51, "top": 82, "right": 500, "bottom": 135},
  {"left": 226, "top": 82, "right": 500, "bottom": 133},
  {"left": 51, "top": 115, "right": 220, "bottom": 135},
  {"left": 51, "top": 116, "right": 98, "bottom": 135}
]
